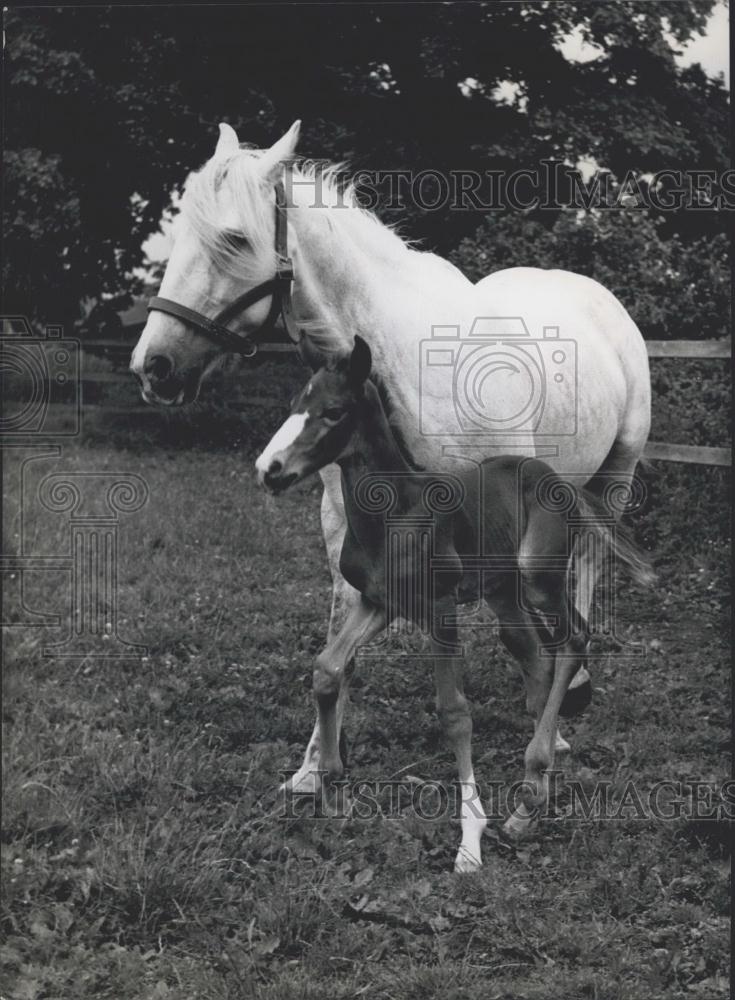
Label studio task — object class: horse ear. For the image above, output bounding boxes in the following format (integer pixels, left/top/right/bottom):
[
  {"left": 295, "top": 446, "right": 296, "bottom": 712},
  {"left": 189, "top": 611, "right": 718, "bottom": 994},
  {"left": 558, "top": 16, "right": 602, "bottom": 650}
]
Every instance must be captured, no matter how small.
[
  {"left": 215, "top": 123, "right": 239, "bottom": 158},
  {"left": 348, "top": 335, "right": 372, "bottom": 386},
  {"left": 258, "top": 120, "right": 301, "bottom": 181}
]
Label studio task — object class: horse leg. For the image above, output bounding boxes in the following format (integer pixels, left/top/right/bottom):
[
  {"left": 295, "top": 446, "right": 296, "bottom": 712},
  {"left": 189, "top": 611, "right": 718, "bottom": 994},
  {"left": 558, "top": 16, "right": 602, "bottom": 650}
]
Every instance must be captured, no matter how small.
[
  {"left": 432, "top": 601, "right": 487, "bottom": 872},
  {"left": 280, "top": 467, "right": 361, "bottom": 797},
  {"left": 564, "top": 441, "right": 645, "bottom": 716},
  {"left": 504, "top": 510, "right": 588, "bottom": 840}
]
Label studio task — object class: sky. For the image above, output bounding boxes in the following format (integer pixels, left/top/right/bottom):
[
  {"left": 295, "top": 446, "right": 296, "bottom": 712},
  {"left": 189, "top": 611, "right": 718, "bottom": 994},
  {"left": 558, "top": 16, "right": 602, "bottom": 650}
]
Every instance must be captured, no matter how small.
[
  {"left": 559, "top": 0, "right": 729, "bottom": 83},
  {"left": 142, "top": 2, "right": 730, "bottom": 267},
  {"left": 674, "top": 0, "right": 729, "bottom": 82}
]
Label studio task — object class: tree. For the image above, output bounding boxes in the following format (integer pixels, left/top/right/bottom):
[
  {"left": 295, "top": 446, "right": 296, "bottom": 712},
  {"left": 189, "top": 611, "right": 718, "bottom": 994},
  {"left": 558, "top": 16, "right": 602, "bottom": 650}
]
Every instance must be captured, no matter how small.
[
  {"left": 2, "top": 2, "right": 727, "bottom": 330},
  {"left": 451, "top": 210, "right": 729, "bottom": 339}
]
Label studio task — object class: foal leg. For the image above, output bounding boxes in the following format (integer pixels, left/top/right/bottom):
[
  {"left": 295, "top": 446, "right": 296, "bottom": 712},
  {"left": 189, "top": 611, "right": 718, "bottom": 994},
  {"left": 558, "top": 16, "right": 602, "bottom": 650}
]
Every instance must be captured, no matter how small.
[
  {"left": 504, "top": 604, "right": 587, "bottom": 839},
  {"left": 313, "top": 596, "right": 386, "bottom": 785},
  {"left": 494, "top": 595, "right": 570, "bottom": 757},
  {"left": 504, "top": 509, "right": 588, "bottom": 839},
  {"left": 432, "top": 604, "right": 487, "bottom": 872},
  {"left": 282, "top": 469, "right": 359, "bottom": 797}
]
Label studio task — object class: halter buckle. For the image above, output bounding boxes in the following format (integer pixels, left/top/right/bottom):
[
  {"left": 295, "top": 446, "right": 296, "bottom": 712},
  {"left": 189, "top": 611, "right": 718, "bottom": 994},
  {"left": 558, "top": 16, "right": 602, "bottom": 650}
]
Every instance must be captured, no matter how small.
[{"left": 276, "top": 257, "right": 295, "bottom": 283}]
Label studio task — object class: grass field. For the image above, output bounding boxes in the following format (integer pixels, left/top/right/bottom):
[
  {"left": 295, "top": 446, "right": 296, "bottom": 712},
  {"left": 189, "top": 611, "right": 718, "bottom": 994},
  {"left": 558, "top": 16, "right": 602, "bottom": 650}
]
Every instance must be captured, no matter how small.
[{"left": 1, "top": 419, "right": 730, "bottom": 1000}]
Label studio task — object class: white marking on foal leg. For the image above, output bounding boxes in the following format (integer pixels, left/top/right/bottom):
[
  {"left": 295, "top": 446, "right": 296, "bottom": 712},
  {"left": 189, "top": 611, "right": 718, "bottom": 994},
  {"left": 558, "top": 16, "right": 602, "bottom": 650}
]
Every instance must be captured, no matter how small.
[
  {"left": 255, "top": 412, "right": 308, "bottom": 478},
  {"left": 455, "top": 768, "right": 487, "bottom": 873}
]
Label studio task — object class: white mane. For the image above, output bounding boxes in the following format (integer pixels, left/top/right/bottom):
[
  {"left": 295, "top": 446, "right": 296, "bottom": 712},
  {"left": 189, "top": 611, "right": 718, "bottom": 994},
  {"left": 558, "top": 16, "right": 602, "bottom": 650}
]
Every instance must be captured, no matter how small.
[
  {"left": 182, "top": 146, "right": 411, "bottom": 279},
  {"left": 182, "top": 147, "right": 279, "bottom": 279},
  {"left": 179, "top": 144, "right": 420, "bottom": 351}
]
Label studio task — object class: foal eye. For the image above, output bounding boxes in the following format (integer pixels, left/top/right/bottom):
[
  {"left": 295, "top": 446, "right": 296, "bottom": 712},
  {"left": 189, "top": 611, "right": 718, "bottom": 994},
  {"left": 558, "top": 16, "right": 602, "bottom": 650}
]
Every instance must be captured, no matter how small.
[{"left": 322, "top": 407, "right": 344, "bottom": 422}]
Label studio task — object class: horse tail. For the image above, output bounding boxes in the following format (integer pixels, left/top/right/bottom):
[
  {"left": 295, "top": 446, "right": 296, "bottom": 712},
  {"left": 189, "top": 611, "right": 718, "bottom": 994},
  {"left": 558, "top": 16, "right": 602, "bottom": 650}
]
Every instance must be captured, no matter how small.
[{"left": 572, "top": 488, "right": 656, "bottom": 589}]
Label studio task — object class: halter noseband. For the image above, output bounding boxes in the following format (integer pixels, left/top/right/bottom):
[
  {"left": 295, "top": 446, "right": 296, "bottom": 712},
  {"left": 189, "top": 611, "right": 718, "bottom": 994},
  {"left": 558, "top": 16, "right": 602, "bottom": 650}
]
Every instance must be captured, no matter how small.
[{"left": 147, "top": 178, "right": 300, "bottom": 358}]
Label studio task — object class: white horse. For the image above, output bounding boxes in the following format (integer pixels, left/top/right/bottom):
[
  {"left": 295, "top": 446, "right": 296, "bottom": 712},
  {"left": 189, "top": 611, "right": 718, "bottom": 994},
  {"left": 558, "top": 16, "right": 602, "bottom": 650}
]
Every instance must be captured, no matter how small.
[{"left": 131, "top": 122, "right": 651, "bottom": 847}]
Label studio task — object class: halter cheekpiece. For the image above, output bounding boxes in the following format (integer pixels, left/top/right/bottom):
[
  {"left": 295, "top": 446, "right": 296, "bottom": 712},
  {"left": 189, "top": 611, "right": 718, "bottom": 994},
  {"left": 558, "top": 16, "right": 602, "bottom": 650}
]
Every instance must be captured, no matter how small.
[{"left": 147, "top": 177, "right": 300, "bottom": 358}]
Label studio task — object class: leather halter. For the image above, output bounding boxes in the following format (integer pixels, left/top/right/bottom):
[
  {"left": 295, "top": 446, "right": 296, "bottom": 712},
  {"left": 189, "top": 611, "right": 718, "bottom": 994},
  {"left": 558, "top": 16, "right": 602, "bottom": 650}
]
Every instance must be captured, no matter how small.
[{"left": 147, "top": 178, "right": 300, "bottom": 358}]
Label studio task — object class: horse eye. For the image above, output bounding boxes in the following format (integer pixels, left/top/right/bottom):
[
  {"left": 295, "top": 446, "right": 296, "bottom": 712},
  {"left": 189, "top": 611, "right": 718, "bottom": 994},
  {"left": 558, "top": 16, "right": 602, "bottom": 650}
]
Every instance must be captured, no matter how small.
[
  {"left": 224, "top": 230, "right": 249, "bottom": 251},
  {"left": 322, "top": 407, "right": 344, "bottom": 422}
]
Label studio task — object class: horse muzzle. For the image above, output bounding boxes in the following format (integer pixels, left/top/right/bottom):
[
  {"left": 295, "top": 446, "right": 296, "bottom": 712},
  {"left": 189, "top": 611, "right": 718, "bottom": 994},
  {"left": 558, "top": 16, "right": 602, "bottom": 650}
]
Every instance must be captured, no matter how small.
[{"left": 131, "top": 353, "right": 201, "bottom": 406}]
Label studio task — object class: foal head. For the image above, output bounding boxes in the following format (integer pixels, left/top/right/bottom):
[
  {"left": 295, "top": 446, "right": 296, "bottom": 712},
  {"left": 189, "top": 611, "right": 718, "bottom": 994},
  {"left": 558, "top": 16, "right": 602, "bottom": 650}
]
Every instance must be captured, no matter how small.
[{"left": 256, "top": 336, "right": 372, "bottom": 493}]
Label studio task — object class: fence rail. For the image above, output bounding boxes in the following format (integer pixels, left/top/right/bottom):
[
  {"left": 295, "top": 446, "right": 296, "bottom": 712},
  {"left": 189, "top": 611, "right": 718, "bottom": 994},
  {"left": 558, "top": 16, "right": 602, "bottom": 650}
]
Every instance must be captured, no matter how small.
[
  {"left": 9, "top": 337, "right": 731, "bottom": 467},
  {"left": 644, "top": 340, "right": 730, "bottom": 359},
  {"left": 643, "top": 441, "right": 730, "bottom": 467},
  {"left": 81, "top": 338, "right": 733, "bottom": 359}
]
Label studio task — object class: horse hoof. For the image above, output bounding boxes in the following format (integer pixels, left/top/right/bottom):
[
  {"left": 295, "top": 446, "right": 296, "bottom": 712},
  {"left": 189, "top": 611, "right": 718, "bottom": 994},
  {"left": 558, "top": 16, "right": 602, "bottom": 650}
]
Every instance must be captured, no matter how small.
[{"left": 559, "top": 677, "right": 592, "bottom": 718}]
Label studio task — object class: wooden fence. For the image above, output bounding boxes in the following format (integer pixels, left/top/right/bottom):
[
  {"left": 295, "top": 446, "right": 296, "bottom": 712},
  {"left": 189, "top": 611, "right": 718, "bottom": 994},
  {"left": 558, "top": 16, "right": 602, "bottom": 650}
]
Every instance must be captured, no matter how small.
[{"left": 35, "top": 333, "right": 735, "bottom": 467}]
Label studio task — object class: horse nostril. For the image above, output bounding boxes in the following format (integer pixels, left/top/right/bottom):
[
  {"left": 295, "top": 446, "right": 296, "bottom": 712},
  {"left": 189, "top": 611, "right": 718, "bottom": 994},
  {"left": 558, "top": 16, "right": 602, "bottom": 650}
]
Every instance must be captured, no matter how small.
[
  {"left": 269, "top": 459, "right": 283, "bottom": 475},
  {"left": 145, "top": 354, "right": 174, "bottom": 382}
]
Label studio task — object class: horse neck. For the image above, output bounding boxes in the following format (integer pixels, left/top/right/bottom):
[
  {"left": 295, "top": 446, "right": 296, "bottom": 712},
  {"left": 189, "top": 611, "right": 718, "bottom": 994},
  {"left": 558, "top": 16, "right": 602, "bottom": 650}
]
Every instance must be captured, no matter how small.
[
  {"left": 289, "top": 192, "right": 417, "bottom": 352},
  {"left": 288, "top": 188, "right": 473, "bottom": 466}
]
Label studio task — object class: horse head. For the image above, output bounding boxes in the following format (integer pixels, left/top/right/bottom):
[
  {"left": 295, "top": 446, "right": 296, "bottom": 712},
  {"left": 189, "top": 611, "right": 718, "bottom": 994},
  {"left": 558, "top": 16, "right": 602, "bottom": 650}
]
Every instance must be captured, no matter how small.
[{"left": 130, "top": 120, "right": 301, "bottom": 404}]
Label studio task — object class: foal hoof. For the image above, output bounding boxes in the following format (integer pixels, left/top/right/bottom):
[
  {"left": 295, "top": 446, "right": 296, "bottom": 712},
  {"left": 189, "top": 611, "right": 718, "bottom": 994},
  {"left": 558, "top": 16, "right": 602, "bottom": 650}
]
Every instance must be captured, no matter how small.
[
  {"left": 559, "top": 677, "right": 592, "bottom": 718},
  {"left": 454, "top": 847, "right": 482, "bottom": 873},
  {"left": 555, "top": 731, "right": 572, "bottom": 754},
  {"left": 502, "top": 808, "right": 539, "bottom": 843},
  {"left": 279, "top": 769, "right": 321, "bottom": 799}
]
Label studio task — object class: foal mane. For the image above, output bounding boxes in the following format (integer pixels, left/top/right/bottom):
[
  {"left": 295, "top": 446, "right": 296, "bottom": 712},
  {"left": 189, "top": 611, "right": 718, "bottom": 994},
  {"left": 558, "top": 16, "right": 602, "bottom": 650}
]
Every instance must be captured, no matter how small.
[{"left": 369, "top": 370, "right": 425, "bottom": 473}]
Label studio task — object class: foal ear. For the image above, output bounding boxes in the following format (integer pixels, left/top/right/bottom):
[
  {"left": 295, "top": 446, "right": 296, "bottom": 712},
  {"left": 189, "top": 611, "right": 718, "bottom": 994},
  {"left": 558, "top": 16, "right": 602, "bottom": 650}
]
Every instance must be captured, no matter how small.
[
  {"left": 348, "top": 335, "right": 372, "bottom": 386},
  {"left": 215, "top": 123, "right": 239, "bottom": 159},
  {"left": 258, "top": 120, "right": 301, "bottom": 182}
]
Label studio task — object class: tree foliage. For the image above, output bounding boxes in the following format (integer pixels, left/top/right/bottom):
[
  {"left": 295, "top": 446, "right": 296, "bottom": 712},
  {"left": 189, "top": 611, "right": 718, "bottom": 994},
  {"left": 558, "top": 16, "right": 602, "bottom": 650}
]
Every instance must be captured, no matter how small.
[
  {"left": 452, "top": 211, "right": 730, "bottom": 339},
  {"left": 2, "top": 2, "right": 728, "bottom": 330}
]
